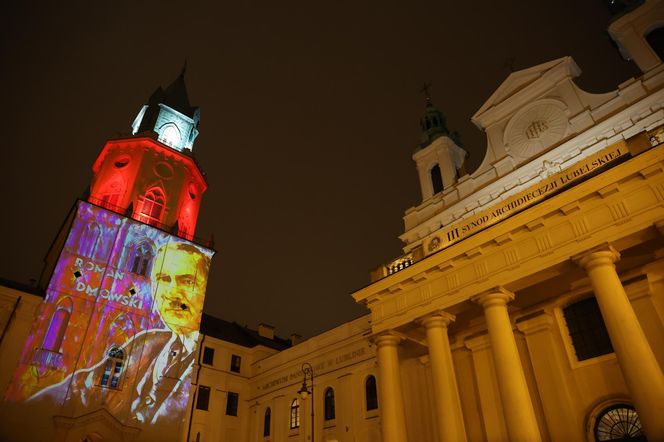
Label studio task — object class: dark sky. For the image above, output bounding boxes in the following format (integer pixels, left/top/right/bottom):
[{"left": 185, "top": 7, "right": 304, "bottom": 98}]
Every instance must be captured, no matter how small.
[{"left": 0, "top": 1, "right": 640, "bottom": 338}]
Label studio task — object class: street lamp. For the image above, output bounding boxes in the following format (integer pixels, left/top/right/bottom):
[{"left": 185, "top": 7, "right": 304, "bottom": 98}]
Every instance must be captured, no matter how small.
[{"left": 297, "top": 362, "right": 315, "bottom": 441}]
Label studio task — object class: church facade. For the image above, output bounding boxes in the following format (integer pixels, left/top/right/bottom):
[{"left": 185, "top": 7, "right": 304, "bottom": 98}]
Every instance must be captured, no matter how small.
[{"left": 1, "top": 1, "right": 664, "bottom": 441}]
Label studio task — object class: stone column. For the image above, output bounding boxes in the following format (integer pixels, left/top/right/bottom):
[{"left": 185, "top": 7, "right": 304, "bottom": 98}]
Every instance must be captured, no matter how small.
[
  {"left": 375, "top": 332, "right": 408, "bottom": 442},
  {"left": 574, "top": 245, "right": 664, "bottom": 440},
  {"left": 420, "top": 312, "right": 467, "bottom": 442},
  {"left": 472, "top": 288, "right": 542, "bottom": 442}
]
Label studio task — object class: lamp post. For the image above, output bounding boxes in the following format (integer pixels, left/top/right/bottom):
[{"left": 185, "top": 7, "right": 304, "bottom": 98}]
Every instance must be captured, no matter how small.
[{"left": 298, "top": 362, "right": 315, "bottom": 442}]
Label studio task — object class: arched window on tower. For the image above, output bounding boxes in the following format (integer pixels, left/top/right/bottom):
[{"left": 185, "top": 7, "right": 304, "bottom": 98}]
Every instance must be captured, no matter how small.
[
  {"left": 138, "top": 187, "right": 165, "bottom": 227},
  {"left": 158, "top": 123, "right": 182, "bottom": 148},
  {"left": 263, "top": 407, "right": 271, "bottom": 437},
  {"left": 100, "top": 347, "right": 125, "bottom": 389},
  {"left": 324, "top": 387, "right": 336, "bottom": 420},
  {"left": 129, "top": 241, "right": 155, "bottom": 276},
  {"left": 365, "top": 375, "right": 378, "bottom": 411},
  {"left": 430, "top": 164, "right": 444, "bottom": 195},
  {"left": 289, "top": 398, "right": 300, "bottom": 429},
  {"left": 646, "top": 26, "right": 664, "bottom": 63}
]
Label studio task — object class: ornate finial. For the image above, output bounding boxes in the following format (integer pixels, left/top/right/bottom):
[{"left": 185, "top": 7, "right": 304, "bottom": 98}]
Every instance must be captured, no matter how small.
[{"left": 420, "top": 82, "right": 433, "bottom": 103}]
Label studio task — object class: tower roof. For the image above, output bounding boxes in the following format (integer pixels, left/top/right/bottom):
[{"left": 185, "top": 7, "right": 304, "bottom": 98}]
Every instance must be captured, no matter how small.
[
  {"left": 418, "top": 84, "right": 449, "bottom": 148},
  {"left": 132, "top": 66, "right": 201, "bottom": 152},
  {"left": 160, "top": 67, "right": 197, "bottom": 117}
]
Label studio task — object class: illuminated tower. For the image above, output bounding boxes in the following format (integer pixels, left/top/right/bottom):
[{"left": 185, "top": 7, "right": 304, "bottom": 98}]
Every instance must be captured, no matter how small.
[
  {"left": 3, "top": 71, "right": 215, "bottom": 442},
  {"left": 88, "top": 67, "right": 207, "bottom": 240},
  {"left": 412, "top": 89, "right": 467, "bottom": 201}
]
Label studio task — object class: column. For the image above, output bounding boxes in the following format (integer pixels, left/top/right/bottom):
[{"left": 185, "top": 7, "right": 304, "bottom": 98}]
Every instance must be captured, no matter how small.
[
  {"left": 420, "top": 312, "right": 467, "bottom": 442},
  {"left": 574, "top": 245, "right": 664, "bottom": 441},
  {"left": 375, "top": 332, "right": 408, "bottom": 442},
  {"left": 472, "top": 288, "right": 542, "bottom": 442}
]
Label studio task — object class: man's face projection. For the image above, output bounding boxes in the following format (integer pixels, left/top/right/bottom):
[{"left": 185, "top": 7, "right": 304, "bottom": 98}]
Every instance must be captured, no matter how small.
[{"left": 152, "top": 243, "right": 208, "bottom": 333}]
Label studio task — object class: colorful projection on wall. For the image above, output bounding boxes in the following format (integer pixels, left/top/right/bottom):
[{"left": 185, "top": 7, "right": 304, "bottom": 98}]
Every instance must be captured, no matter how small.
[{"left": 5, "top": 201, "right": 214, "bottom": 426}]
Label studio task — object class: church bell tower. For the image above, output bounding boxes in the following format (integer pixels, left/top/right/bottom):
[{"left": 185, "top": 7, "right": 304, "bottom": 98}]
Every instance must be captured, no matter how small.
[{"left": 3, "top": 70, "right": 215, "bottom": 442}]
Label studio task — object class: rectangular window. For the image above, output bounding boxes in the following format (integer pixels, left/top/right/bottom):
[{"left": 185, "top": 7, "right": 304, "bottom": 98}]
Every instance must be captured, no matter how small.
[
  {"left": 226, "top": 391, "right": 239, "bottom": 416},
  {"left": 230, "top": 354, "right": 241, "bottom": 373},
  {"left": 196, "top": 386, "right": 211, "bottom": 411},
  {"left": 564, "top": 297, "right": 614, "bottom": 361},
  {"left": 202, "top": 347, "right": 214, "bottom": 366}
]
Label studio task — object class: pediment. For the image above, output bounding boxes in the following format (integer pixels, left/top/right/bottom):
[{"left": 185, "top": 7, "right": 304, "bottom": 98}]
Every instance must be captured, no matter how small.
[{"left": 472, "top": 57, "right": 580, "bottom": 126}]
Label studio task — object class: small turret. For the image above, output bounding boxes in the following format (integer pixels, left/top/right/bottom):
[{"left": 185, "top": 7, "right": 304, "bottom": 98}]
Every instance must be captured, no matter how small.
[
  {"left": 131, "top": 64, "right": 201, "bottom": 153},
  {"left": 412, "top": 84, "right": 467, "bottom": 201}
]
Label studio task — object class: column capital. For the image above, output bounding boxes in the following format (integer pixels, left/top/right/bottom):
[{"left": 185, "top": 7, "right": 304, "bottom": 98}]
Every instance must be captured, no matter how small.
[
  {"left": 573, "top": 244, "right": 620, "bottom": 271},
  {"left": 419, "top": 311, "right": 456, "bottom": 329},
  {"left": 471, "top": 287, "right": 514, "bottom": 308},
  {"left": 373, "top": 331, "right": 403, "bottom": 348}
]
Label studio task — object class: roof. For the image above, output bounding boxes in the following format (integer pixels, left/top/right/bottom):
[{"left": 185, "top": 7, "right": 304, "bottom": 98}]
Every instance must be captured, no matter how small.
[
  {"left": 199, "top": 313, "right": 292, "bottom": 351},
  {"left": 0, "top": 277, "right": 45, "bottom": 297},
  {"left": 161, "top": 71, "right": 197, "bottom": 117},
  {"left": 472, "top": 57, "right": 580, "bottom": 123}
]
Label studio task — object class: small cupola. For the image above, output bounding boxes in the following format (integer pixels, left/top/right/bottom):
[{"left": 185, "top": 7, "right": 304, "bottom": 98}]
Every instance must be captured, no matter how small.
[
  {"left": 412, "top": 84, "right": 467, "bottom": 202},
  {"left": 419, "top": 84, "right": 449, "bottom": 148}
]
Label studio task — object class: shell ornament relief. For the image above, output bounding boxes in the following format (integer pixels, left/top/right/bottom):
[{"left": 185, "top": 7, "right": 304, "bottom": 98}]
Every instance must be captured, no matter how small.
[{"left": 505, "top": 102, "right": 569, "bottom": 160}]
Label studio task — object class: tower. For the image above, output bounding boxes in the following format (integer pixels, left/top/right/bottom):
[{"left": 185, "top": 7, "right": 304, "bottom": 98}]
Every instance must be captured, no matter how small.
[
  {"left": 3, "top": 71, "right": 215, "bottom": 442},
  {"left": 412, "top": 89, "right": 467, "bottom": 202}
]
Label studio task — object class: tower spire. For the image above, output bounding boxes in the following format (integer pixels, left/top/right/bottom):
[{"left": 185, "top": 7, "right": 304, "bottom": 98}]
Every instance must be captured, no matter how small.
[{"left": 418, "top": 83, "right": 448, "bottom": 147}]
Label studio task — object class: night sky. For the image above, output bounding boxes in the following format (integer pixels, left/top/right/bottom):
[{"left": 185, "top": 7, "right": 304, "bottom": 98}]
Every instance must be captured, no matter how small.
[{"left": 1, "top": 1, "right": 640, "bottom": 338}]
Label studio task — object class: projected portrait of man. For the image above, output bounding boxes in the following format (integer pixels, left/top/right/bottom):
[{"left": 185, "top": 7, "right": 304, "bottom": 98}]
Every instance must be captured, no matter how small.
[
  {"left": 129, "top": 241, "right": 210, "bottom": 423},
  {"left": 29, "top": 240, "right": 211, "bottom": 427}
]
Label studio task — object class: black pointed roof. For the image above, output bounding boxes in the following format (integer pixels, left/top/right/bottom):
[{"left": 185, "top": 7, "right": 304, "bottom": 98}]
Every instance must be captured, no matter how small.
[
  {"left": 161, "top": 70, "right": 197, "bottom": 117},
  {"left": 145, "top": 70, "right": 197, "bottom": 118}
]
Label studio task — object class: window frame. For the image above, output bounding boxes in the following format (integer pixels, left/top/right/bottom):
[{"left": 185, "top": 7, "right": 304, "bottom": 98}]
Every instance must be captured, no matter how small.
[
  {"left": 230, "top": 354, "right": 241, "bottom": 373},
  {"left": 226, "top": 391, "right": 239, "bottom": 416},
  {"left": 99, "top": 347, "right": 125, "bottom": 389},
  {"left": 555, "top": 301, "right": 616, "bottom": 370},
  {"left": 196, "top": 385, "right": 211, "bottom": 411},
  {"left": 324, "top": 387, "right": 336, "bottom": 422},
  {"left": 365, "top": 375, "right": 379, "bottom": 413},
  {"left": 289, "top": 398, "right": 300, "bottom": 430},
  {"left": 202, "top": 346, "right": 214, "bottom": 366}
]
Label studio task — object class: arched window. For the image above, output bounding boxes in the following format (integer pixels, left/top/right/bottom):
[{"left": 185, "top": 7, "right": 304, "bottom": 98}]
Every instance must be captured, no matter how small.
[
  {"left": 593, "top": 404, "right": 645, "bottom": 441},
  {"left": 80, "top": 223, "right": 102, "bottom": 259},
  {"left": 289, "top": 398, "right": 300, "bottom": 429},
  {"left": 100, "top": 347, "right": 124, "bottom": 389},
  {"left": 430, "top": 164, "right": 444, "bottom": 195},
  {"left": 564, "top": 297, "right": 613, "bottom": 361},
  {"left": 138, "top": 187, "right": 165, "bottom": 226},
  {"left": 129, "top": 242, "right": 154, "bottom": 276},
  {"left": 324, "top": 387, "right": 335, "bottom": 420},
  {"left": 159, "top": 123, "right": 181, "bottom": 148},
  {"left": 365, "top": 375, "right": 378, "bottom": 411},
  {"left": 42, "top": 300, "right": 73, "bottom": 352},
  {"left": 263, "top": 407, "right": 271, "bottom": 437}
]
